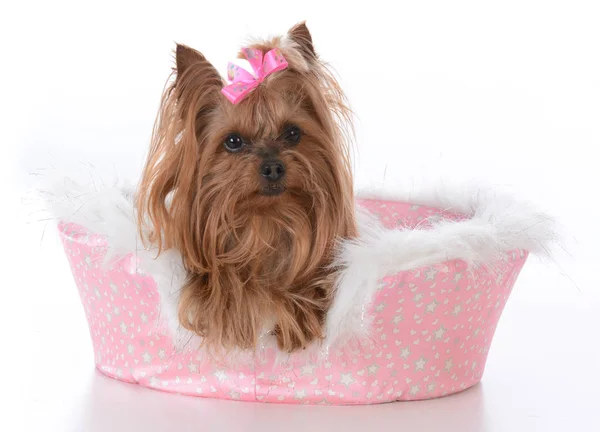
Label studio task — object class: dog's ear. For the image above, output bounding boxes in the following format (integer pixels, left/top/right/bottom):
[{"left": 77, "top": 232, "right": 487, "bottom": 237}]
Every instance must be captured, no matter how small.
[
  {"left": 176, "top": 44, "right": 208, "bottom": 76},
  {"left": 136, "top": 43, "right": 223, "bottom": 254},
  {"left": 174, "top": 44, "right": 222, "bottom": 88},
  {"left": 171, "top": 44, "right": 222, "bottom": 115},
  {"left": 287, "top": 22, "right": 316, "bottom": 58}
]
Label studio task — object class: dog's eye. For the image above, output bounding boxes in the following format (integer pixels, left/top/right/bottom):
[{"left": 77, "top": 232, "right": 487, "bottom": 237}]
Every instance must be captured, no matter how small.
[
  {"left": 281, "top": 125, "right": 302, "bottom": 144},
  {"left": 224, "top": 134, "right": 245, "bottom": 152}
]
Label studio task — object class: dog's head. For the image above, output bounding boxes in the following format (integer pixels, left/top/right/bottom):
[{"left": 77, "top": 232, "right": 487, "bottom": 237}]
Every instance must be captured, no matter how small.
[{"left": 138, "top": 22, "right": 355, "bottom": 275}]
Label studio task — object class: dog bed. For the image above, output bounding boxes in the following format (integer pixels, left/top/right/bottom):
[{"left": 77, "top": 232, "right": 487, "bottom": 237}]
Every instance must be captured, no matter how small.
[{"left": 44, "top": 179, "right": 554, "bottom": 405}]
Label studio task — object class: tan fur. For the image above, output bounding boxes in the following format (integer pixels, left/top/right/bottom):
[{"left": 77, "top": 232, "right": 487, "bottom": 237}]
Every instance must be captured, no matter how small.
[{"left": 136, "top": 22, "right": 356, "bottom": 353}]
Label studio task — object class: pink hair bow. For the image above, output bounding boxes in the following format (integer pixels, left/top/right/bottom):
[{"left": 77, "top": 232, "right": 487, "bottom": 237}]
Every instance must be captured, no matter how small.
[{"left": 221, "top": 47, "right": 288, "bottom": 104}]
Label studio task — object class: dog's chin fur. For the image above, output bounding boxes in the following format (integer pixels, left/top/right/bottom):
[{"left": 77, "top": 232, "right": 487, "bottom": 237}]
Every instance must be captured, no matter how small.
[{"left": 136, "top": 22, "right": 357, "bottom": 353}]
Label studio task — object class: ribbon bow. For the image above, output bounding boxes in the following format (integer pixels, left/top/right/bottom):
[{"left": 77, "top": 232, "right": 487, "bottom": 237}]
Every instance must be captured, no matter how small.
[{"left": 221, "top": 47, "right": 288, "bottom": 104}]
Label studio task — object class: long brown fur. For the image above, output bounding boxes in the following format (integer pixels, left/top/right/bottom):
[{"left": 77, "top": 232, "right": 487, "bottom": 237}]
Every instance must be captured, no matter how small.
[{"left": 136, "top": 22, "right": 356, "bottom": 352}]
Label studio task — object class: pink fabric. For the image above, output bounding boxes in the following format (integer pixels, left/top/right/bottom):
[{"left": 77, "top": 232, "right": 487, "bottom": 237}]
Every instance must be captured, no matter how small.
[
  {"left": 59, "top": 199, "right": 527, "bottom": 404},
  {"left": 221, "top": 47, "right": 288, "bottom": 104}
]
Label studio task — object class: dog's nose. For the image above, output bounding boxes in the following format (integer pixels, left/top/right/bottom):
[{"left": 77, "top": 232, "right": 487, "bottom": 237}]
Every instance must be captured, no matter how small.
[{"left": 260, "top": 159, "right": 286, "bottom": 182}]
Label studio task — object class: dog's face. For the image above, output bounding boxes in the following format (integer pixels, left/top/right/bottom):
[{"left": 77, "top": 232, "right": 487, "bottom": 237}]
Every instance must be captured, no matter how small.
[
  {"left": 197, "top": 68, "right": 345, "bottom": 209},
  {"left": 137, "top": 23, "right": 356, "bottom": 351}
]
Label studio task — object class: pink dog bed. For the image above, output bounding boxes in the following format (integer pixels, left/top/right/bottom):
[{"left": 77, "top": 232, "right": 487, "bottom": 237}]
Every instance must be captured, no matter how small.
[{"left": 52, "top": 184, "right": 553, "bottom": 405}]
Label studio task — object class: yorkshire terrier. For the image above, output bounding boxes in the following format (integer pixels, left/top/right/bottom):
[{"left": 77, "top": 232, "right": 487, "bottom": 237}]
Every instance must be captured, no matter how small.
[{"left": 136, "top": 22, "right": 356, "bottom": 353}]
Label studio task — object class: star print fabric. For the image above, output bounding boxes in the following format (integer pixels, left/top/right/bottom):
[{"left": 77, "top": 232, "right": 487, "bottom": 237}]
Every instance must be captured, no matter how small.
[{"left": 59, "top": 199, "right": 527, "bottom": 404}]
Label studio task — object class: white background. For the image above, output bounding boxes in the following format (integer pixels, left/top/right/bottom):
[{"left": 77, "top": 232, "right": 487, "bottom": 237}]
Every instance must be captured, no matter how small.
[{"left": 2, "top": 1, "right": 600, "bottom": 431}]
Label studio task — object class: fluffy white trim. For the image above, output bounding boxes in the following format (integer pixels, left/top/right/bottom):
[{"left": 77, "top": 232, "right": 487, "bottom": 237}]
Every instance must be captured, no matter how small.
[
  {"left": 30, "top": 174, "right": 556, "bottom": 353},
  {"left": 30, "top": 174, "right": 192, "bottom": 348},
  {"left": 323, "top": 183, "right": 557, "bottom": 347}
]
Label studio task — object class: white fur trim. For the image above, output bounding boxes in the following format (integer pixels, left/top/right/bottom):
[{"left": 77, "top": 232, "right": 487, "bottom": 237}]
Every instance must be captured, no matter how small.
[
  {"left": 30, "top": 173, "right": 556, "bottom": 352},
  {"left": 323, "top": 183, "right": 557, "bottom": 347},
  {"left": 30, "top": 173, "right": 192, "bottom": 348}
]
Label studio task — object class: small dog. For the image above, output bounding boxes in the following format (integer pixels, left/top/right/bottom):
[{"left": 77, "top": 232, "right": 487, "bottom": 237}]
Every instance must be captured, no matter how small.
[{"left": 137, "top": 22, "right": 356, "bottom": 352}]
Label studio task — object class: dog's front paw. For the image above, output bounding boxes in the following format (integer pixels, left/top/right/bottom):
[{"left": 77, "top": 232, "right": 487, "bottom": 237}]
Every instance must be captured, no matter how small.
[
  {"left": 273, "top": 325, "right": 308, "bottom": 352},
  {"left": 273, "top": 304, "right": 325, "bottom": 353}
]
